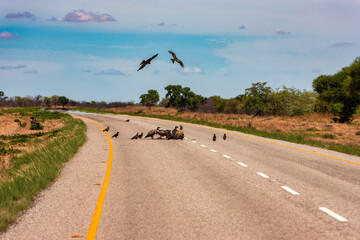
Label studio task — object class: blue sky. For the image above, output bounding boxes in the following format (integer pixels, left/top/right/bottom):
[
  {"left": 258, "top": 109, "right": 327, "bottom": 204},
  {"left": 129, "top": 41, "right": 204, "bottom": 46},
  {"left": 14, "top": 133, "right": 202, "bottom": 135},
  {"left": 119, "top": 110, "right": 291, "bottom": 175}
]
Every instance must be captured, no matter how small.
[{"left": 1, "top": 0, "right": 359, "bottom": 102}]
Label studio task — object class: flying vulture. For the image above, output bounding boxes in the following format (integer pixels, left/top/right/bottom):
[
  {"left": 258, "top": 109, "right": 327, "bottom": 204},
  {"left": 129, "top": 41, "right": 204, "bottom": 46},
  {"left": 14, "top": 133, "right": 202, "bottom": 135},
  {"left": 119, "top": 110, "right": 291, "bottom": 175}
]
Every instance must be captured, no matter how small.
[
  {"left": 137, "top": 53, "right": 158, "bottom": 71},
  {"left": 168, "top": 51, "right": 184, "bottom": 68}
]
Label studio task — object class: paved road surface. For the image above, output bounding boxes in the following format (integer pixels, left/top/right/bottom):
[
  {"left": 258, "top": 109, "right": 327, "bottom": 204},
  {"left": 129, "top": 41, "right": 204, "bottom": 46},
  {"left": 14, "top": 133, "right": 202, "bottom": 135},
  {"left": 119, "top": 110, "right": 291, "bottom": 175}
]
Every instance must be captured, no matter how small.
[{"left": 1, "top": 113, "right": 360, "bottom": 239}]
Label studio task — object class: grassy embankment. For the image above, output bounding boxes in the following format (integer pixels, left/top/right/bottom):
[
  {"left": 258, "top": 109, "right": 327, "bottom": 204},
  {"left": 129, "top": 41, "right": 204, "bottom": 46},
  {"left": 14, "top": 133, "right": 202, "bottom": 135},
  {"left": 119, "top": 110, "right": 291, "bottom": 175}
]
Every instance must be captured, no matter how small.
[
  {"left": 74, "top": 106, "right": 360, "bottom": 157},
  {"left": 0, "top": 108, "right": 86, "bottom": 231}
]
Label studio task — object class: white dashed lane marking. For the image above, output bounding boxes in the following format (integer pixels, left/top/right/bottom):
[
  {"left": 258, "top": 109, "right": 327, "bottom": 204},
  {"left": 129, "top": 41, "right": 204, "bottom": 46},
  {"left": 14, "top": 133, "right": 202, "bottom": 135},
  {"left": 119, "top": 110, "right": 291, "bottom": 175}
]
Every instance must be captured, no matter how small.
[
  {"left": 281, "top": 186, "right": 299, "bottom": 195},
  {"left": 257, "top": 172, "right": 270, "bottom": 178},
  {"left": 157, "top": 130, "right": 350, "bottom": 224},
  {"left": 237, "top": 162, "right": 248, "bottom": 167},
  {"left": 319, "top": 207, "right": 348, "bottom": 222}
]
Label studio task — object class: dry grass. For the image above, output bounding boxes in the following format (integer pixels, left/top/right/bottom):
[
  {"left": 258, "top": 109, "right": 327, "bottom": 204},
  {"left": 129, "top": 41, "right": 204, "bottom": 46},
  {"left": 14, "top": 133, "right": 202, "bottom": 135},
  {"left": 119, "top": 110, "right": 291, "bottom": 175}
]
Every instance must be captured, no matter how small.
[
  {"left": 0, "top": 112, "right": 64, "bottom": 171},
  {"left": 106, "top": 106, "right": 360, "bottom": 147}
]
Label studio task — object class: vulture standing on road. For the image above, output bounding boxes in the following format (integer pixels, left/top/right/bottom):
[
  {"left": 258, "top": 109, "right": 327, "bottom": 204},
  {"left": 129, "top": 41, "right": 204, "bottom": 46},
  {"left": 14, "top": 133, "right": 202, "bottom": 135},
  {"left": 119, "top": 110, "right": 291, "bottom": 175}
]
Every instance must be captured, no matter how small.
[
  {"left": 103, "top": 126, "right": 109, "bottom": 132},
  {"left": 168, "top": 51, "right": 184, "bottom": 68},
  {"left": 171, "top": 126, "right": 179, "bottom": 138},
  {"left": 145, "top": 127, "right": 160, "bottom": 139},
  {"left": 131, "top": 133, "right": 139, "bottom": 140},
  {"left": 223, "top": 134, "right": 227, "bottom": 140},
  {"left": 179, "top": 125, "right": 183, "bottom": 130},
  {"left": 137, "top": 53, "right": 158, "bottom": 71},
  {"left": 138, "top": 132, "right": 143, "bottom": 139},
  {"left": 112, "top": 132, "right": 119, "bottom": 138},
  {"left": 213, "top": 134, "right": 216, "bottom": 141},
  {"left": 125, "top": 119, "right": 130, "bottom": 122}
]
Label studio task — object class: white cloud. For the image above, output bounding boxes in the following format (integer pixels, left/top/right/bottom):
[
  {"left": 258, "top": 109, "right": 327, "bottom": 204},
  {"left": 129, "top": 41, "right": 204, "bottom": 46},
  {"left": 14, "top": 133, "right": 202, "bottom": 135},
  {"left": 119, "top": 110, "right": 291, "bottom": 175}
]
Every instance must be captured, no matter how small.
[{"left": 178, "top": 67, "right": 202, "bottom": 75}]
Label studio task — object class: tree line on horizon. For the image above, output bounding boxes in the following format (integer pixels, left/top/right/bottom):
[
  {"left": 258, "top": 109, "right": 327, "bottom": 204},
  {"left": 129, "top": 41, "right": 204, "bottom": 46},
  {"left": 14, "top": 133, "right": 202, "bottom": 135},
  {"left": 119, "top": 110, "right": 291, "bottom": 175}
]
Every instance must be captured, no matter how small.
[
  {"left": 1, "top": 57, "right": 359, "bottom": 122},
  {"left": 139, "top": 56, "right": 360, "bottom": 122}
]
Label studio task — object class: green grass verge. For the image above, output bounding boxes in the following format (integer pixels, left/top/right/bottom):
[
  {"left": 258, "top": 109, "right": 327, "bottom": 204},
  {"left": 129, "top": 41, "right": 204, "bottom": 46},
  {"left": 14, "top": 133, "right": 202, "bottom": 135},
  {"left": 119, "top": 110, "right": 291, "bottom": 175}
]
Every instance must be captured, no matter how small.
[
  {"left": 0, "top": 112, "right": 86, "bottom": 232},
  {"left": 74, "top": 107, "right": 360, "bottom": 157}
]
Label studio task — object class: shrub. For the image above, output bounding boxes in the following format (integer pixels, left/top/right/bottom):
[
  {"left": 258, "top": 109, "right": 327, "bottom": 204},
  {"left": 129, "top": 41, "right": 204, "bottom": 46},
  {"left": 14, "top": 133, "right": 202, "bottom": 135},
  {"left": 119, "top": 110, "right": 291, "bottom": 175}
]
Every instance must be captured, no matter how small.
[
  {"left": 30, "top": 123, "right": 43, "bottom": 130},
  {"left": 356, "top": 131, "right": 360, "bottom": 136},
  {"left": 322, "top": 134, "right": 336, "bottom": 139},
  {"left": 291, "top": 107, "right": 305, "bottom": 116}
]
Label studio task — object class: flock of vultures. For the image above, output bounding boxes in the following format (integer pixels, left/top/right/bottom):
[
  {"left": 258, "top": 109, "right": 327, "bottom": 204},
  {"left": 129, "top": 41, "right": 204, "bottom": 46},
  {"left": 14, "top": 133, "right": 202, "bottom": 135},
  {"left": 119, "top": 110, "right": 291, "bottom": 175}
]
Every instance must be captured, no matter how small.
[
  {"left": 102, "top": 119, "right": 185, "bottom": 140},
  {"left": 103, "top": 119, "right": 227, "bottom": 142}
]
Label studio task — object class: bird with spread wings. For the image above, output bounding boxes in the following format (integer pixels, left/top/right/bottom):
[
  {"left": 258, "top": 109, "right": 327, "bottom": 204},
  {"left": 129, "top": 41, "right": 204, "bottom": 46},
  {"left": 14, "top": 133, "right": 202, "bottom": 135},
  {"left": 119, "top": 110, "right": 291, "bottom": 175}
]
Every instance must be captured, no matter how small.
[
  {"left": 168, "top": 50, "right": 184, "bottom": 68},
  {"left": 137, "top": 53, "right": 158, "bottom": 71}
]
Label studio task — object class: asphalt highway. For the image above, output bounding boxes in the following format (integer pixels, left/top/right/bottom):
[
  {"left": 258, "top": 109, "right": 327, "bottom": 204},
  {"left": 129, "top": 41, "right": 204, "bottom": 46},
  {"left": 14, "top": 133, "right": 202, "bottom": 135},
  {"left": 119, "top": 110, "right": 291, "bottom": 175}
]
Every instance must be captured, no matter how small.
[{"left": 1, "top": 112, "right": 360, "bottom": 239}]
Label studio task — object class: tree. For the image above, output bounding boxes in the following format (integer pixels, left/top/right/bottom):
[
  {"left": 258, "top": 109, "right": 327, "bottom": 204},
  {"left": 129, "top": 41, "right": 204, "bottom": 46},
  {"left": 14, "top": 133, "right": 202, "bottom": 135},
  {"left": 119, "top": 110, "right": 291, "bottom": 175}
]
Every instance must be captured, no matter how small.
[
  {"left": 44, "top": 97, "right": 51, "bottom": 108},
  {"left": 14, "top": 96, "right": 25, "bottom": 107},
  {"left": 224, "top": 98, "right": 242, "bottom": 114},
  {"left": 244, "top": 82, "right": 273, "bottom": 116},
  {"left": 139, "top": 89, "right": 160, "bottom": 109},
  {"left": 165, "top": 85, "right": 185, "bottom": 111},
  {"left": 0, "top": 91, "right": 8, "bottom": 106},
  {"left": 164, "top": 85, "right": 206, "bottom": 112},
  {"left": 34, "top": 95, "right": 43, "bottom": 107},
  {"left": 313, "top": 57, "right": 360, "bottom": 122},
  {"left": 212, "top": 96, "right": 226, "bottom": 113},
  {"left": 58, "top": 96, "right": 69, "bottom": 109}
]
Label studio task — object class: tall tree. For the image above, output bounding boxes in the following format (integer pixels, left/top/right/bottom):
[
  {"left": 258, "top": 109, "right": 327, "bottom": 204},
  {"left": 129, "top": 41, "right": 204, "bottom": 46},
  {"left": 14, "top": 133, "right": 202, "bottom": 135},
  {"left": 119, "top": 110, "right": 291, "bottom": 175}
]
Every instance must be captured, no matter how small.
[
  {"left": 34, "top": 95, "right": 43, "bottom": 107},
  {"left": 139, "top": 89, "right": 160, "bottom": 109},
  {"left": 165, "top": 85, "right": 206, "bottom": 112},
  {"left": 44, "top": 97, "right": 51, "bottom": 108},
  {"left": 58, "top": 96, "right": 69, "bottom": 109},
  {"left": 244, "top": 82, "right": 273, "bottom": 116},
  {"left": 313, "top": 57, "right": 360, "bottom": 122}
]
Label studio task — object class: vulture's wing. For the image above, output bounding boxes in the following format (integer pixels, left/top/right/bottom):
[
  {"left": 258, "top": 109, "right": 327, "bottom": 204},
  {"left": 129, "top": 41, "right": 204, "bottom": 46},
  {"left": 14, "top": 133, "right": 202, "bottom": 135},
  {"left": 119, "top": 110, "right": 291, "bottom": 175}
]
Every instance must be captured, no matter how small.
[
  {"left": 148, "top": 53, "right": 158, "bottom": 62},
  {"left": 168, "top": 50, "right": 176, "bottom": 58},
  {"left": 137, "top": 64, "right": 146, "bottom": 71},
  {"left": 177, "top": 59, "right": 184, "bottom": 68}
]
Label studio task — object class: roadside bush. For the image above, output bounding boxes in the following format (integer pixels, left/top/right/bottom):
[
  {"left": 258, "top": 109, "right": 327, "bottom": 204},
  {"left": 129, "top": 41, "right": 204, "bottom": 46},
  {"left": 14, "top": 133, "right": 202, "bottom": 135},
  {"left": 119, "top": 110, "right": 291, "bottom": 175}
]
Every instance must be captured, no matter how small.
[
  {"left": 291, "top": 107, "right": 305, "bottom": 116},
  {"left": 322, "top": 134, "right": 336, "bottom": 139},
  {"left": 30, "top": 123, "right": 43, "bottom": 130}
]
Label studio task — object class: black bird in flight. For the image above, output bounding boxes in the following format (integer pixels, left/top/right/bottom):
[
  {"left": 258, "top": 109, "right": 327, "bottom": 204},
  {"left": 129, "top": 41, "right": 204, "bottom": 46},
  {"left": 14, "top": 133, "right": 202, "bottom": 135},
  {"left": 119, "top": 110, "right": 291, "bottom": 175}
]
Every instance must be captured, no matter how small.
[
  {"left": 137, "top": 53, "right": 158, "bottom": 71},
  {"left": 112, "top": 132, "right": 119, "bottom": 138},
  {"left": 223, "top": 134, "right": 227, "bottom": 140},
  {"left": 103, "top": 126, "right": 109, "bottom": 132},
  {"left": 168, "top": 50, "right": 184, "bottom": 68},
  {"left": 213, "top": 134, "right": 216, "bottom": 141}
]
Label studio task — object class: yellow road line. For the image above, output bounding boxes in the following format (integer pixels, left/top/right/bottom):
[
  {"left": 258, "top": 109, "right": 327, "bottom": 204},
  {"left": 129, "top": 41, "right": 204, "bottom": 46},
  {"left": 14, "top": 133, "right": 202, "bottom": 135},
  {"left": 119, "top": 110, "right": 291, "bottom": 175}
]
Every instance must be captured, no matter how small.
[{"left": 75, "top": 116, "right": 113, "bottom": 240}]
